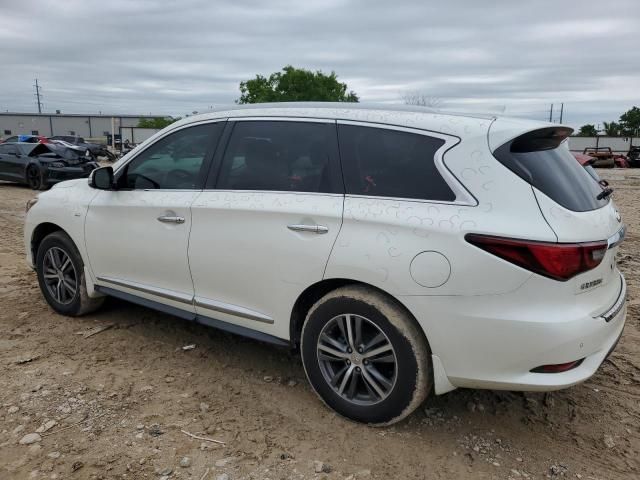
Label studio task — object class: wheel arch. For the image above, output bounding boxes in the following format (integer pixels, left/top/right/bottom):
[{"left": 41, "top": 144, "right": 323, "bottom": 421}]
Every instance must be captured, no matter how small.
[
  {"left": 289, "top": 278, "right": 431, "bottom": 353},
  {"left": 31, "top": 222, "right": 67, "bottom": 260}
]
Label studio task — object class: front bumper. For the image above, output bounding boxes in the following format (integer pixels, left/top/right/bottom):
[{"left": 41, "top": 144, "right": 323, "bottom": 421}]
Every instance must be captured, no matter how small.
[
  {"left": 44, "top": 162, "right": 98, "bottom": 184},
  {"left": 401, "top": 273, "right": 627, "bottom": 393}
]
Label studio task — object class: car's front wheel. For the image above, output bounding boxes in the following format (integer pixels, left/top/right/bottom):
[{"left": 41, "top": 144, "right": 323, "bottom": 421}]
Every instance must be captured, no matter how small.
[
  {"left": 35, "top": 231, "right": 104, "bottom": 316},
  {"left": 301, "top": 285, "right": 432, "bottom": 425}
]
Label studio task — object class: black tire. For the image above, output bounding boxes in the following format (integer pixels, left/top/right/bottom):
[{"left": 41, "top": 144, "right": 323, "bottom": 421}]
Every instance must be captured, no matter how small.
[
  {"left": 301, "top": 285, "right": 431, "bottom": 426},
  {"left": 35, "top": 231, "right": 104, "bottom": 316},
  {"left": 26, "top": 164, "right": 44, "bottom": 190}
]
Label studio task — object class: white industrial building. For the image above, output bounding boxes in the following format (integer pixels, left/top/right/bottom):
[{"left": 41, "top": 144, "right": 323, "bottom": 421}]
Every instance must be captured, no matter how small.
[{"left": 0, "top": 112, "right": 164, "bottom": 143}]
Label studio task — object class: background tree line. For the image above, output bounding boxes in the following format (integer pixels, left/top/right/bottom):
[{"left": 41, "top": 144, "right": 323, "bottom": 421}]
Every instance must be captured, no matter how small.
[{"left": 577, "top": 106, "right": 640, "bottom": 137}]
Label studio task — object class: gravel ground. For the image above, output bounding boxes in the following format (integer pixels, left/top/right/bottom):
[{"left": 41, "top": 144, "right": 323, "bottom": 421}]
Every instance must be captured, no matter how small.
[{"left": 0, "top": 170, "right": 639, "bottom": 480}]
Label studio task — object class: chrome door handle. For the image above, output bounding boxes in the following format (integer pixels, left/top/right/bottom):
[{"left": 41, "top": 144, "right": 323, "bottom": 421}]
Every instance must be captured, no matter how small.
[
  {"left": 287, "top": 224, "right": 329, "bottom": 234},
  {"left": 157, "top": 215, "right": 185, "bottom": 224}
]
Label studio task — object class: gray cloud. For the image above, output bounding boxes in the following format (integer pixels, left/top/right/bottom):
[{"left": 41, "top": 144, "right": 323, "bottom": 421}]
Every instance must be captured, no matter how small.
[{"left": 0, "top": 0, "right": 638, "bottom": 127}]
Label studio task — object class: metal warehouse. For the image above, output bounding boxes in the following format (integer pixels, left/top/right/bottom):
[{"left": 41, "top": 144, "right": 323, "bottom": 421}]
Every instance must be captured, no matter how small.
[{"left": 0, "top": 112, "right": 160, "bottom": 140}]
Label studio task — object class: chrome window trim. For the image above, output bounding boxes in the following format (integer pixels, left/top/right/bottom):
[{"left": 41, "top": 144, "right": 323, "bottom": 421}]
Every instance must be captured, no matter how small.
[
  {"left": 198, "top": 189, "right": 343, "bottom": 197},
  {"left": 194, "top": 296, "right": 274, "bottom": 324},
  {"left": 336, "top": 119, "right": 477, "bottom": 207},
  {"left": 229, "top": 116, "right": 334, "bottom": 124},
  {"left": 95, "top": 276, "right": 193, "bottom": 305}
]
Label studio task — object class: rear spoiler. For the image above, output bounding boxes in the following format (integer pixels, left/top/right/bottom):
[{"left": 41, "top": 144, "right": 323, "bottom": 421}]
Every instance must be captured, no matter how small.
[
  {"left": 510, "top": 127, "right": 573, "bottom": 153},
  {"left": 488, "top": 117, "right": 574, "bottom": 153}
]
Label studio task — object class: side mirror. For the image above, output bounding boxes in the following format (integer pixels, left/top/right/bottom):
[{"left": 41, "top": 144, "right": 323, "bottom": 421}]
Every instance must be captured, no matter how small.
[{"left": 89, "top": 166, "right": 115, "bottom": 190}]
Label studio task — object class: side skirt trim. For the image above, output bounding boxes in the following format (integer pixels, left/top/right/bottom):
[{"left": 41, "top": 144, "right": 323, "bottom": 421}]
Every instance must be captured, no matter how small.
[
  {"left": 94, "top": 285, "right": 289, "bottom": 347},
  {"left": 96, "top": 276, "right": 193, "bottom": 305},
  {"left": 194, "top": 296, "right": 274, "bottom": 324}
]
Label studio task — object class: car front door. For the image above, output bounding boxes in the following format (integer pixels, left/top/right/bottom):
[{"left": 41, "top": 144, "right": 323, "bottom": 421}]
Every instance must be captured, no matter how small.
[
  {"left": 85, "top": 121, "right": 225, "bottom": 316},
  {"left": 189, "top": 119, "right": 344, "bottom": 340}
]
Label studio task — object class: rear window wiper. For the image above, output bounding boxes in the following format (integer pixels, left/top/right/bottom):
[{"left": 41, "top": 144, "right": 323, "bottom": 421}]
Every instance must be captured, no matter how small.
[{"left": 597, "top": 186, "right": 614, "bottom": 200}]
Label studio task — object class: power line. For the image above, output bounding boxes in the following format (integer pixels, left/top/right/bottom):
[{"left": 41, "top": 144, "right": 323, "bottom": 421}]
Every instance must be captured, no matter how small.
[{"left": 33, "top": 79, "right": 43, "bottom": 113}]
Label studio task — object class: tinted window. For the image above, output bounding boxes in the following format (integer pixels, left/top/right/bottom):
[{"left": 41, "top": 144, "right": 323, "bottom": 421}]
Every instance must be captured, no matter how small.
[
  {"left": 0, "top": 144, "right": 17, "bottom": 154},
  {"left": 338, "top": 124, "right": 454, "bottom": 201},
  {"left": 118, "top": 123, "right": 223, "bottom": 190},
  {"left": 214, "top": 121, "right": 336, "bottom": 193},
  {"left": 494, "top": 139, "right": 607, "bottom": 212}
]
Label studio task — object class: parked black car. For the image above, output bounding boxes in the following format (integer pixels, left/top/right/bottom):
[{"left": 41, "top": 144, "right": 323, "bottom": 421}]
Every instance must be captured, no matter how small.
[
  {"left": 628, "top": 147, "right": 640, "bottom": 168},
  {"left": 0, "top": 142, "right": 99, "bottom": 190},
  {"left": 49, "top": 135, "right": 116, "bottom": 161}
]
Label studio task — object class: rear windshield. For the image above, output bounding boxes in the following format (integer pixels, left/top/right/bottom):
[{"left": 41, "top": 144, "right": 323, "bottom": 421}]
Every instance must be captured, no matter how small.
[{"left": 493, "top": 134, "right": 608, "bottom": 212}]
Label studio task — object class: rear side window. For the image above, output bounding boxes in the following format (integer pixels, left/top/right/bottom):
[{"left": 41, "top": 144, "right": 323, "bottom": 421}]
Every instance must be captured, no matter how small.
[
  {"left": 493, "top": 128, "right": 607, "bottom": 212},
  {"left": 338, "top": 124, "right": 455, "bottom": 201},
  {"left": 214, "top": 121, "right": 338, "bottom": 193}
]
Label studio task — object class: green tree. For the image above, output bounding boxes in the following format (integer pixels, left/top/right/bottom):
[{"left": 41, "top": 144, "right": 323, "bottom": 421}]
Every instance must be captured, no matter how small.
[
  {"left": 137, "top": 117, "right": 179, "bottom": 129},
  {"left": 619, "top": 106, "right": 640, "bottom": 136},
  {"left": 237, "top": 65, "right": 359, "bottom": 104},
  {"left": 577, "top": 124, "right": 598, "bottom": 136},
  {"left": 602, "top": 121, "right": 620, "bottom": 136}
]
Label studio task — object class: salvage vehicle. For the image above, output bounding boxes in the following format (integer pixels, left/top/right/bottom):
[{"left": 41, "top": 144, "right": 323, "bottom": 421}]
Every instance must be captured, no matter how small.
[
  {"left": 583, "top": 147, "right": 615, "bottom": 168},
  {"left": 628, "top": 147, "right": 640, "bottom": 168},
  {"left": 49, "top": 135, "right": 116, "bottom": 161},
  {"left": 0, "top": 142, "right": 99, "bottom": 190},
  {"left": 24, "top": 103, "right": 626, "bottom": 425}
]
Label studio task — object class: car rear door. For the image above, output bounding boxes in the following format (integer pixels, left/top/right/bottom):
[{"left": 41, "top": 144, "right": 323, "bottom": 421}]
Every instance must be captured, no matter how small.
[
  {"left": 188, "top": 118, "right": 344, "bottom": 341},
  {"left": 0, "top": 144, "right": 26, "bottom": 181},
  {"left": 85, "top": 121, "right": 225, "bottom": 316}
]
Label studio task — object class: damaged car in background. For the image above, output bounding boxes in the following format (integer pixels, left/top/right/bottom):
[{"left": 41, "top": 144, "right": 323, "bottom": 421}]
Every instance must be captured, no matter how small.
[
  {"left": 0, "top": 142, "right": 99, "bottom": 190},
  {"left": 49, "top": 135, "right": 117, "bottom": 161}
]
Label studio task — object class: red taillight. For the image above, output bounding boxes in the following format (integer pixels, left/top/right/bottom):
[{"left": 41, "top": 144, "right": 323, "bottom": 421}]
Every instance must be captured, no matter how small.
[{"left": 465, "top": 234, "right": 607, "bottom": 281}]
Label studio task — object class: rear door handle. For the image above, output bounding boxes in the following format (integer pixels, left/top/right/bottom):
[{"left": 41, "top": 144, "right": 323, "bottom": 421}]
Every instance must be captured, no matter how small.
[
  {"left": 157, "top": 215, "right": 185, "bottom": 224},
  {"left": 287, "top": 224, "right": 329, "bottom": 234}
]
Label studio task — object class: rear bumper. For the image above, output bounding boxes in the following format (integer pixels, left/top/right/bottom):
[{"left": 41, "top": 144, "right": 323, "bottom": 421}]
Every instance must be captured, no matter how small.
[{"left": 402, "top": 273, "right": 627, "bottom": 393}]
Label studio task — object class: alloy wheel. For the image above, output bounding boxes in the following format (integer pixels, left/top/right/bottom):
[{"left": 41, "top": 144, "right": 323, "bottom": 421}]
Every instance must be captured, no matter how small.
[
  {"left": 42, "top": 247, "right": 78, "bottom": 305},
  {"left": 316, "top": 314, "right": 398, "bottom": 406}
]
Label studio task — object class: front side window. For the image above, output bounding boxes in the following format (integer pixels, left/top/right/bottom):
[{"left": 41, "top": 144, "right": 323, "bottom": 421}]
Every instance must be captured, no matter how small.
[
  {"left": 338, "top": 124, "right": 455, "bottom": 201},
  {"left": 117, "top": 123, "right": 223, "bottom": 190},
  {"left": 0, "top": 144, "right": 17, "bottom": 155},
  {"left": 214, "top": 121, "right": 337, "bottom": 193}
]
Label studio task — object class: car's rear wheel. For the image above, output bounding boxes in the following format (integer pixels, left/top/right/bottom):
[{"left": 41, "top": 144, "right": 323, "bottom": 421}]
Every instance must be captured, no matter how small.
[
  {"left": 26, "top": 165, "right": 43, "bottom": 190},
  {"left": 301, "top": 285, "right": 431, "bottom": 425},
  {"left": 36, "top": 231, "right": 104, "bottom": 316}
]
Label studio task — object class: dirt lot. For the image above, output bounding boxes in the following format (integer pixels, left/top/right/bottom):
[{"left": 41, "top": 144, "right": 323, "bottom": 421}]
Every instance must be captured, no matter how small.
[{"left": 1, "top": 171, "right": 639, "bottom": 480}]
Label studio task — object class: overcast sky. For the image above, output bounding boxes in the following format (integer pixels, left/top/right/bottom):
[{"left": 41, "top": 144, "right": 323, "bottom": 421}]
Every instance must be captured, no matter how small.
[{"left": 1, "top": 0, "right": 638, "bottom": 128}]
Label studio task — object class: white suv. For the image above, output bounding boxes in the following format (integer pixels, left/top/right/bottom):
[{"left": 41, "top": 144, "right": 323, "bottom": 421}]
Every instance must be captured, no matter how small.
[{"left": 24, "top": 103, "right": 626, "bottom": 425}]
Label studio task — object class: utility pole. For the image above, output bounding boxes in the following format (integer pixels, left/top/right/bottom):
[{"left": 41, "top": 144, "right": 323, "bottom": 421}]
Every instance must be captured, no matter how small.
[
  {"left": 34, "top": 79, "right": 43, "bottom": 113},
  {"left": 549, "top": 103, "right": 554, "bottom": 122},
  {"left": 559, "top": 103, "right": 564, "bottom": 124}
]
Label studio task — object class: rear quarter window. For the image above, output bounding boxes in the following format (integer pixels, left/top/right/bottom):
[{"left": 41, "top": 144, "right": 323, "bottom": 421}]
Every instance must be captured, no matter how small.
[
  {"left": 337, "top": 124, "right": 455, "bottom": 202},
  {"left": 493, "top": 129, "right": 607, "bottom": 212}
]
